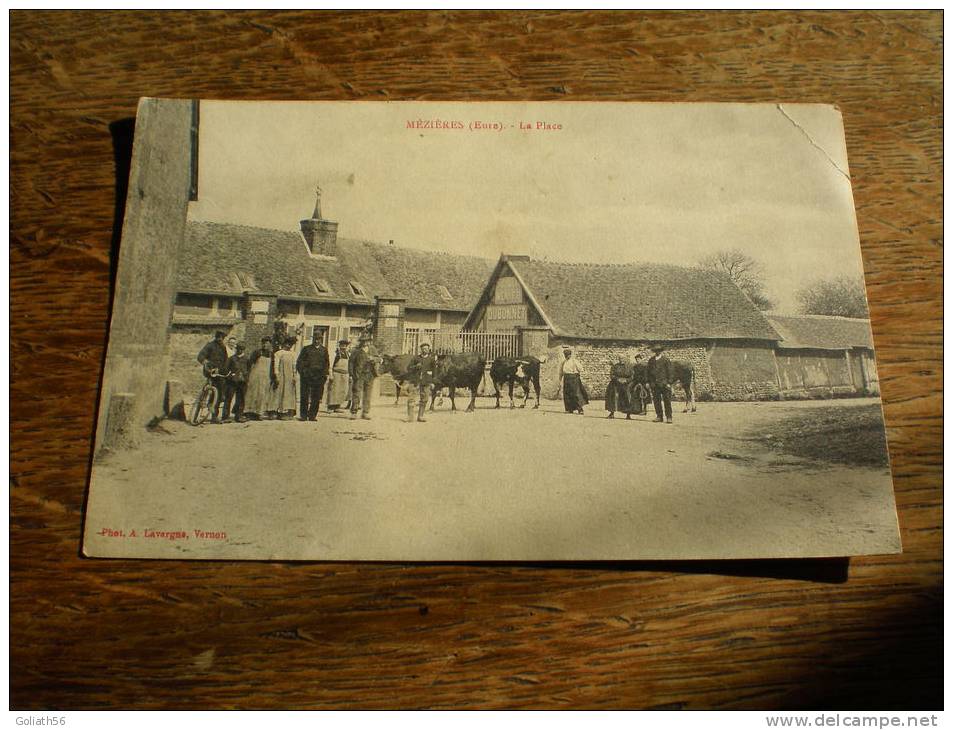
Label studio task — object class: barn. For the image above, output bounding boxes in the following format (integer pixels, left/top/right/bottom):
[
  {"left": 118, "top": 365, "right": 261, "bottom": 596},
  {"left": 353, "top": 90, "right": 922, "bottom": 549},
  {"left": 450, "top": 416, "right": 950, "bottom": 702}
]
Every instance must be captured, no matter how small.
[
  {"left": 766, "top": 313, "right": 879, "bottom": 398},
  {"left": 462, "top": 254, "right": 785, "bottom": 401},
  {"left": 167, "top": 195, "right": 493, "bottom": 404}
]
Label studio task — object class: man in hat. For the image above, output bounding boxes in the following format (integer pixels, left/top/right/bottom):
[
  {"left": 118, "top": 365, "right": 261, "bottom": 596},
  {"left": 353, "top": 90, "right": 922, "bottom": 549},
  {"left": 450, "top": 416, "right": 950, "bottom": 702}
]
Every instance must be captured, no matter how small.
[
  {"left": 196, "top": 330, "right": 229, "bottom": 423},
  {"left": 647, "top": 343, "right": 675, "bottom": 424},
  {"left": 406, "top": 342, "right": 437, "bottom": 423},
  {"left": 296, "top": 329, "right": 330, "bottom": 421},
  {"left": 349, "top": 334, "right": 381, "bottom": 420},
  {"left": 558, "top": 347, "right": 588, "bottom": 415},
  {"left": 221, "top": 343, "right": 250, "bottom": 423}
]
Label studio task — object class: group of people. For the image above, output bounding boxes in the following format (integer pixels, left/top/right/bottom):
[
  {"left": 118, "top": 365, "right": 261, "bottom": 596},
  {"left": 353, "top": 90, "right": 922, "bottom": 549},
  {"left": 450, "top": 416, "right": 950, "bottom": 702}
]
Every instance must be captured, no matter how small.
[
  {"left": 558, "top": 343, "right": 679, "bottom": 424},
  {"left": 198, "top": 330, "right": 681, "bottom": 426},
  {"left": 195, "top": 329, "right": 381, "bottom": 424}
]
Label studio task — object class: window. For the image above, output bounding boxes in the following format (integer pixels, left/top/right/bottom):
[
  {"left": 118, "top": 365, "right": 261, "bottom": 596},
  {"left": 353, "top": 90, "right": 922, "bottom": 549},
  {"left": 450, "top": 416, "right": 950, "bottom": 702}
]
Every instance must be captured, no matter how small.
[
  {"left": 276, "top": 300, "right": 299, "bottom": 316},
  {"left": 348, "top": 281, "right": 366, "bottom": 297},
  {"left": 311, "top": 277, "right": 331, "bottom": 295},
  {"left": 174, "top": 293, "right": 214, "bottom": 317},
  {"left": 436, "top": 284, "right": 453, "bottom": 302},
  {"left": 235, "top": 271, "right": 257, "bottom": 291},
  {"left": 305, "top": 325, "right": 329, "bottom": 345}
]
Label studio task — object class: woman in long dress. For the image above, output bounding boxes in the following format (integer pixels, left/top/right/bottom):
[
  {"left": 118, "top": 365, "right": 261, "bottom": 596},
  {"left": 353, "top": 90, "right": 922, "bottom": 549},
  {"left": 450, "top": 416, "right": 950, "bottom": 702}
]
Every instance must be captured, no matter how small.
[
  {"left": 272, "top": 337, "right": 298, "bottom": 420},
  {"left": 327, "top": 340, "right": 351, "bottom": 412},
  {"left": 245, "top": 339, "right": 277, "bottom": 419},
  {"left": 558, "top": 347, "right": 589, "bottom": 415}
]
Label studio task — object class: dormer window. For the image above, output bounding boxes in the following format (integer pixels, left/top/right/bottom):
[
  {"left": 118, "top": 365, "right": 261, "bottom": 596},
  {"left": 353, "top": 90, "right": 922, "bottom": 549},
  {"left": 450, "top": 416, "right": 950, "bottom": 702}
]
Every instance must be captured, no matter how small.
[
  {"left": 312, "top": 277, "right": 331, "bottom": 295},
  {"left": 348, "top": 281, "right": 366, "bottom": 297},
  {"left": 235, "top": 271, "right": 257, "bottom": 291},
  {"left": 437, "top": 284, "right": 453, "bottom": 302}
]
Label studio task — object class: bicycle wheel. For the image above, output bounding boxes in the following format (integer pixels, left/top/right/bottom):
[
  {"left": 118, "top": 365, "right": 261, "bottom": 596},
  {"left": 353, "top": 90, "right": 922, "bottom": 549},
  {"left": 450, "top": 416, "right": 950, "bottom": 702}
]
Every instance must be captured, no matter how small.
[{"left": 189, "top": 385, "right": 216, "bottom": 425}]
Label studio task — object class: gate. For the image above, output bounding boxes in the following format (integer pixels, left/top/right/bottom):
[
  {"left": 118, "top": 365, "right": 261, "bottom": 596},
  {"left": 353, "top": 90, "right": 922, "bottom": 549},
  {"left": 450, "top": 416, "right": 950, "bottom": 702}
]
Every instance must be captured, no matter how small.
[{"left": 402, "top": 330, "right": 520, "bottom": 359}]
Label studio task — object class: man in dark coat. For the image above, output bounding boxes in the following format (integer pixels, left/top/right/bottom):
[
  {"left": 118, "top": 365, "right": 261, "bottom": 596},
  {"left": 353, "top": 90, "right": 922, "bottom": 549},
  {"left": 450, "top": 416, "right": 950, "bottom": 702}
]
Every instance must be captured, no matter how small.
[
  {"left": 222, "top": 343, "right": 250, "bottom": 423},
  {"left": 349, "top": 335, "right": 381, "bottom": 421},
  {"left": 647, "top": 343, "right": 675, "bottom": 424},
  {"left": 296, "top": 330, "right": 330, "bottom": 421},
  {"left": 197, "top": 330, "right": 229, "bottom": 423},
  {"left": 407, "top": 342, "right": 437, "bottom": 423}
]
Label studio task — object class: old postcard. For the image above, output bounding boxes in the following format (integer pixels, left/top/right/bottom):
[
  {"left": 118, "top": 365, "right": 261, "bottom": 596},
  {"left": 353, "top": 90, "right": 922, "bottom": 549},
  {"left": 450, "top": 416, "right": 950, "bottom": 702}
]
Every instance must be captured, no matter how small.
[{"left": 83, "top": 100, "right": 900, "bottom": 560}]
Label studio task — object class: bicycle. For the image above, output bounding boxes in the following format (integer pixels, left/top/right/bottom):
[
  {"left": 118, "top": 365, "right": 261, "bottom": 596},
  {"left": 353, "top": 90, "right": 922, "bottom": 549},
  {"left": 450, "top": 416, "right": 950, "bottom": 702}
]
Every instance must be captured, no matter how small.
[{"left": 189, "top": 369, "right": 228, "bottom": 426}]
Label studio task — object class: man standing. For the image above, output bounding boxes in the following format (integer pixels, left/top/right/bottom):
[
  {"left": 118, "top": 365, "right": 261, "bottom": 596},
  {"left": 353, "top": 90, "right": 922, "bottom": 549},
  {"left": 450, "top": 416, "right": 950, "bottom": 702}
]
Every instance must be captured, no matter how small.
[
  {"left": 407, "top": 342, "right": 437, "bottom": 423},
  {"left": 296, "top": 330, "right": 329, "bottom": 421},
  {"left": 222, "top": 343, "right": 250, "bottom": 423},
  {"left": 349, "top": 335, "right": 381, "bottom": 421},
  {"left": 647, "top": 343, "right": 675, "bottom": 424},
  {"left": 196, "top": 330, "right": 229, "bottom": 423},
  {"left": 558, "top": 347, "right": 589, "bottom": 415}
]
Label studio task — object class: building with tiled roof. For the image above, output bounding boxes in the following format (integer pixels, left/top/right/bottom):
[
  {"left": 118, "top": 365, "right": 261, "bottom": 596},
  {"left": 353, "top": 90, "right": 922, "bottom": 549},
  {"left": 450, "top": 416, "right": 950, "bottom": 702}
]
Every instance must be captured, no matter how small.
[
  {"left": 767, "top": 313, "right": 879, "bottom": 397},
  {"left": 463, "top": 256, "right": 780, "bottom": 342},
  {"left": 767, "top": 313, "right": 874, "bottom": 351},
  {"left": 168, "top": 193, "right": 493, "bottom": 398},
  {"left": 455, "top": 254, "right": 879, "bottom": 401}
]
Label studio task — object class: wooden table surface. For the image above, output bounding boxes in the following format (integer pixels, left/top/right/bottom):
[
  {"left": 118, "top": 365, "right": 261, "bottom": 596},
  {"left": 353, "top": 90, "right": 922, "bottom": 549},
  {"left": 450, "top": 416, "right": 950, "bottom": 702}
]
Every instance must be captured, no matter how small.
[{"left": 10, "top": 11, "right": 942, "bottom": 710}]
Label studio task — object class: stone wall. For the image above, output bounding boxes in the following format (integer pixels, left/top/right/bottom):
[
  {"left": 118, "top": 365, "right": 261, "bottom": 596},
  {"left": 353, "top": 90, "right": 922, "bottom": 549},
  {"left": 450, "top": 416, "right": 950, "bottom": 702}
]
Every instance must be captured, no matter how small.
[
  {"left": 94, "top": 99, "right": 193, "bottom": 454},
  {"left": 537, "top": 337, "right": 783, "bottom": 402},
  {"left": 540, "top": 339, "right": 712, "bottom": 401},
  {"left": 168, "top": 321, "right": 247, "bottom": 409}
]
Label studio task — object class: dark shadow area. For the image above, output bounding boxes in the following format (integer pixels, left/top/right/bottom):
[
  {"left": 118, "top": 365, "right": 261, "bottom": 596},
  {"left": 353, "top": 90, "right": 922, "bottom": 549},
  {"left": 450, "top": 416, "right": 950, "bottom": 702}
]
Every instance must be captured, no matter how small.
[
  {"left": 108, "top": 117, "right": 136, "bottom": 304},
  {"left": 79, "top": 554, "right": 851, "bottom": 584},
  {"left": 461, "top": 557, "right": 852, "bottom": 583},
  {"left": 77, "top": 117, "right": 136, "bottom": 560}
]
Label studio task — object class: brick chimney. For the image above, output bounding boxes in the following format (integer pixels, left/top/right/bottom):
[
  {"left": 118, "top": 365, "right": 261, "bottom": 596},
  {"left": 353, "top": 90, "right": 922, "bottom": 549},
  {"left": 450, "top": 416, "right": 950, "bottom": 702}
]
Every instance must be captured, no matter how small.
[{"left": 300, "top": 184, "right": 338, "bottom": 257}]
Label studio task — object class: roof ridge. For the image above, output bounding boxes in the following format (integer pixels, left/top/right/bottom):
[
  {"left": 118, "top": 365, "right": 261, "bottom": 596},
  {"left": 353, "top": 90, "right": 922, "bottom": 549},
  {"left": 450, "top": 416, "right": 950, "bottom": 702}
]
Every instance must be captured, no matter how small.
[
  {"left": 518, "top": 256, "right": 714, "bottom": 274},
  {"left": 187, "top": 218, "right": 303, "bottom": 236},
  {"left": 345, "top": 237, "right": 494, "bottom": 262}
]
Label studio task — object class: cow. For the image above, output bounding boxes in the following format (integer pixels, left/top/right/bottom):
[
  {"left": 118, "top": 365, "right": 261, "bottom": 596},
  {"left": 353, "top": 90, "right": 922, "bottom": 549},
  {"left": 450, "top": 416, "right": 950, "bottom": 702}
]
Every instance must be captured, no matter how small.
[
  {"left": 605, "top": 360, "right": 649, "bottom": 418},
  {"left": 671, "top": 361, "right": 697, "bottom": 413},
  {"left": 430, "top": 352, "right": 486, "bottom": 412},
  {"left": 489, "top": 356, "right": 542, "bottom": 409},
  {"left": 380, "top": 353, "right": 418, "bottom": 405}
]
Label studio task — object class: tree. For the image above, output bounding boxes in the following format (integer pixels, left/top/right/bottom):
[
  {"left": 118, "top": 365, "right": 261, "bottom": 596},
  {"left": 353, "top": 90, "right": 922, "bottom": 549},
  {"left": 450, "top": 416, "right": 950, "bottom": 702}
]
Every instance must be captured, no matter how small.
[
  {"left": 698, "top": 248, "right": 774, "bottom": 310},
  {"left": 795, "top": 275, "right": 870, "bottom": 318}
]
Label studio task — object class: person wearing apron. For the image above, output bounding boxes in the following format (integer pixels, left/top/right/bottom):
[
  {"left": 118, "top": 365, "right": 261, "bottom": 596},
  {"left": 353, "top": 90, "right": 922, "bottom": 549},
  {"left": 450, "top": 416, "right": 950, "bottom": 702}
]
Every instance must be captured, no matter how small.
[{"left": 327, "top": 339, "right": 351, "bottom": 413}]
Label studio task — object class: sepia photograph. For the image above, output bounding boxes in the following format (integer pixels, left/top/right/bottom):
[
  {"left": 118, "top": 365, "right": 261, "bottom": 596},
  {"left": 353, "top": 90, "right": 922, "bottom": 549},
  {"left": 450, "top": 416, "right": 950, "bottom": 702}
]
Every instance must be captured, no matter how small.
[{"left": 82, "top": 99, "right": 900, "bottom": 561}]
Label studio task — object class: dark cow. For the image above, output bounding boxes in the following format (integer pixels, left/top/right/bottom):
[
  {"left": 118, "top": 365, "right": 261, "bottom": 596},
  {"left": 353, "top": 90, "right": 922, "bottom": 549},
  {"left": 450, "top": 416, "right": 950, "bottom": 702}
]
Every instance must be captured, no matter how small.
[
  {"left": 671, "top": 361, "right": 697, "bottom": 413},
  {"left": 605, "top": 360, "right": 649, "bottom": 418},
  {"left": 380, "top": 353, "right": 418, "bottom": 405},
  {"left": 430, "top": 352, "right": 486, "bottom": 412},
  {"left": 489, "top": 356, "right": 542, "bottom": 409}
]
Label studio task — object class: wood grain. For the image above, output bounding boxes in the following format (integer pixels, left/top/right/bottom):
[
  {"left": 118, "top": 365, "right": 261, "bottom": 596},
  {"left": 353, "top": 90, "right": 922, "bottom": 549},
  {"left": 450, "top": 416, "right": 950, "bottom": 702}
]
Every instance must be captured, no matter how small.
[{"left": 10, "top": 10, "right": 941, "bottom": 709}]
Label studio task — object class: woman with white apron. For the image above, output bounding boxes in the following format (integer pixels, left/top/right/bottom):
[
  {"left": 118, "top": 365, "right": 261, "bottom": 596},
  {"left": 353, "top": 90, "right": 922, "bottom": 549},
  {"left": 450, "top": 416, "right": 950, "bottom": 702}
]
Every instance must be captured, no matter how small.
[{"left": 327, "top": 339, "right": 351, "bottom": 413}]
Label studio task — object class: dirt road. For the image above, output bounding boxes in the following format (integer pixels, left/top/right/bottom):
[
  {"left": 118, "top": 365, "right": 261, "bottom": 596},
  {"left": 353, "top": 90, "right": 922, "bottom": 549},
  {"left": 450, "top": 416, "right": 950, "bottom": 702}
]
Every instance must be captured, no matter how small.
[{"left": 84, "top": 397, "right": 900, "bottom": 560}]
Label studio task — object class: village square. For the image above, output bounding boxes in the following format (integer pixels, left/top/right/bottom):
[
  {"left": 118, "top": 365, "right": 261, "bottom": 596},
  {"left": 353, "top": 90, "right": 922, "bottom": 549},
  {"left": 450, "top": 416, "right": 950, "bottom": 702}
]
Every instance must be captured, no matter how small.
[{"left": 85, "top": 392, "right": 895, "bottom": 560}]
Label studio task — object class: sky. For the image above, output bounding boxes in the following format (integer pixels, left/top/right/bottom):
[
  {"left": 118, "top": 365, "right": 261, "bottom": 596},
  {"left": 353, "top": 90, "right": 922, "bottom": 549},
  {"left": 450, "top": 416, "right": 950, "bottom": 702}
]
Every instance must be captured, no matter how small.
[{"left": 189, "top": 101, "right": 867, "bottom": 312}]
